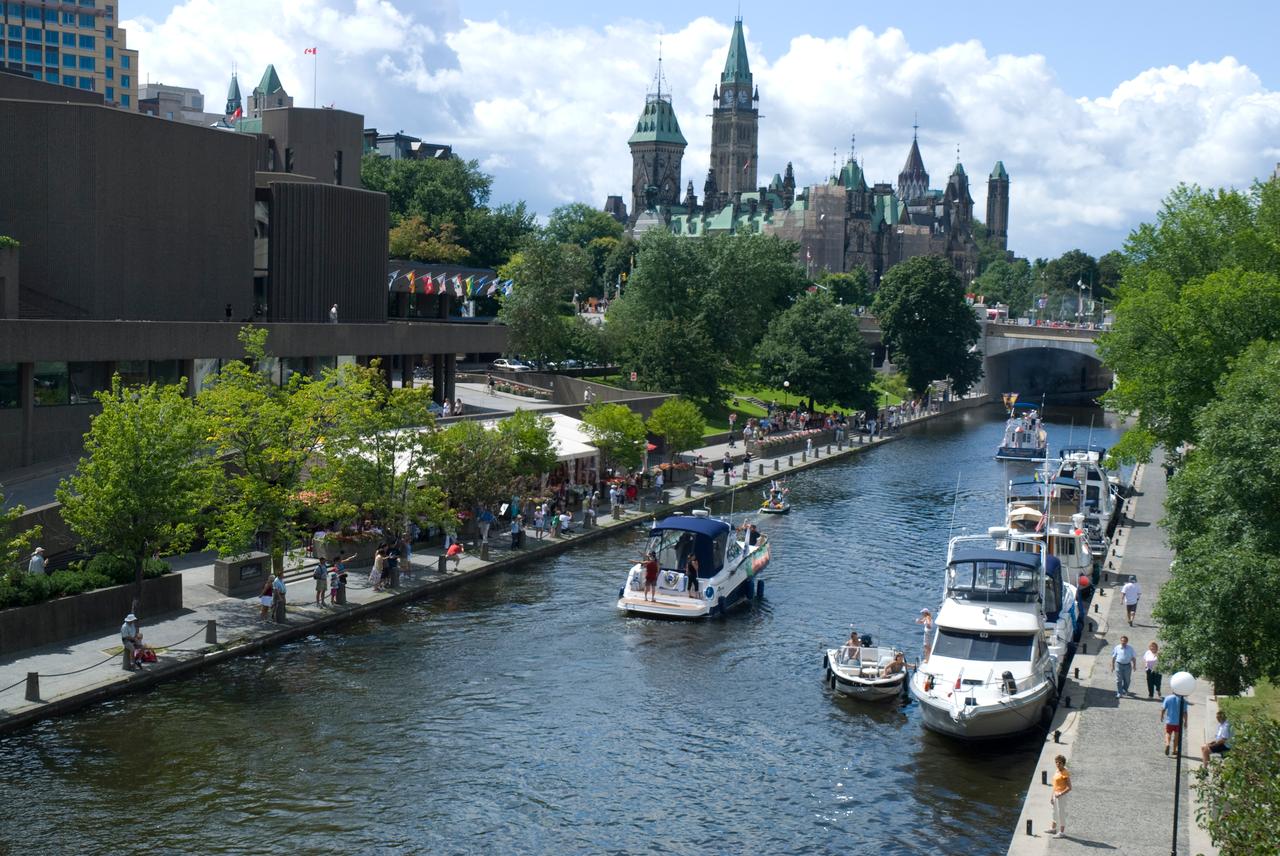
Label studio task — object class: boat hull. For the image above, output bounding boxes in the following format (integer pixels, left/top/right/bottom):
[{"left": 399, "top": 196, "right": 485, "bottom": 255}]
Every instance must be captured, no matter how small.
[
  {"left": 995, "top": 447, "right": 1047, "bottom": 462},
  {"left": 759, "top": 504, "right": 790, "bottom": 514},
  {"left": 617, "top": 540, "right": 768, "bottom": 620},
  {"left": 910, "top": 679, "right": 1054, "bottom": 739}
]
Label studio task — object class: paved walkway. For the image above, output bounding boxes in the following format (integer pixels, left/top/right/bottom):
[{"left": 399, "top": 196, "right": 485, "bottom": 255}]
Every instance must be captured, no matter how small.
[
  {"left": 1008, "top": 451, "right": 1218, "bottom": 856},
  {"left": 0, "top": 395, "right": 987, "bottom": 733}
]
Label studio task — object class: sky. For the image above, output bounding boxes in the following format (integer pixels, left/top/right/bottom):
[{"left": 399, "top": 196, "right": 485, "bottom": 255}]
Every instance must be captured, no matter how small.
[{"left": 122, "top": 0, "right": 1280, "bottom": 259}]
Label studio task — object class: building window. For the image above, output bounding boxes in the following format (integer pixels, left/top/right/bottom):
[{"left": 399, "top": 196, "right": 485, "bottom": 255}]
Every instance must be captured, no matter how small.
[
  {"left": 105, "top": 5, "right": 113, "bottom": 19},
  {"left": 45, "top": 71, "right": 58, "bottom": 82},
  {"left": 44, "top": 47, "right": 56, "bottom": 63},
  {"left": 78, "top": 76, "right": 92, "bottom": 90},
  {"left": 105, "top": 65, "right": 112, "bottom": 79},
  {"left": 120, "top": 54, "right": 129, "bottom": 68},
  {"left": 115, "top": 361, "right": 148, "bottom": 388},
  {"left": 62, "top": 31, "right": 74, "bottom": 45},
  {"left": 78, "top": 14, "right": 93, "bottom": 27},
  {"left": 334, "top": 150, "right": 343, "bottom": 184},
  {"left": 105, "top": 85, "right": 113, "bottom": 100},
  {"left": 24, "top": 26, "right": 38, "bottom": 41},
  {"left": 0, "top": 363, "right": 17, "bottom": 409},
  {"left": 78, "top": 55, "right": 94, "bottom": 70},
  {"left": 120, "top": 74, "right": 129, "bottom": 87},
  {"left": 5, "top": 45, "right": 18, "bottom": 61},
  {"left": 284, "top": 147, "right": 294, "bottom": 172},
  {"left": 6, "top": 25, "right": 19, "bottom": 39},
  {"left": 165, "top": 111, "right": 173, "bottom": 119},
  {"left": 120, "top": 93, "right": 128, "bottom": 107},
  {"left": 62, "top": 54, "right": 74, "bottom": 67},
  {"left": 62, "top": 74, "right": 74, "bottom": 86},
  {"left": 68, "top": 362, "right": 110, "bottom": 404},
  {"left": 43, "top": 7, "right": 55, "bottom": 21},
  {"left": 24, "top": 45, "right": 37, "bottom": 63},
  {"left": 150, "top": 360, "right": 181, "bottom": 386},
  {"left": 44, "top": 30, "right": 57, "bottom": 43},
  {"left": 33, "top": 362, "right": 69, "bottom": 407},
  {"left": 24, "top": 5, "right": 36, "bottom": 18},
  {"left": 104, "top": 25, "right": 113, "bottom": 39},
  {"left": 62, "top": 12, "right": 75, "bottom": 24},
  {"left": 105, "top": 45, "right": 112, "bottom": 58},
  {"left": 78, "top": 34, "right": 93, "bottom": 49}
]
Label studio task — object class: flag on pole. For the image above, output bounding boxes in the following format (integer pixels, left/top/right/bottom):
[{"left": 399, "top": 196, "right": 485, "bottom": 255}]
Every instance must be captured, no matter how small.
[
  {"left": 406, "top": 270, "right": 416, "bottom": 294},
  {"left": 230, "top": 106, "right": 242, "bottom": 121},
  {"left": 386, "top": 269, "right": 401, "bottom": 290},
  {"left": 304, "top": 47, "right": 318, "bottom": 55},
  {"left": 465, "top": 275, "right": 475, "bottom": 297},
  {"left": 423, "top": 274, "right": 435, "bottom": 295},
  {"left": 743, "top": 158, "right": 751, "bottom": 173}
]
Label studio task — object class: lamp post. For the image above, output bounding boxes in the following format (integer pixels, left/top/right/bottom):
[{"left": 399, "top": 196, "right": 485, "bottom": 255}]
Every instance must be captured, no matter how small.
[
  {"left": 783, "top": 380, "right": 790, "bottom": 409},
  {"left": 1169, "top": 670, "right": 1196, "bottom": 856}
]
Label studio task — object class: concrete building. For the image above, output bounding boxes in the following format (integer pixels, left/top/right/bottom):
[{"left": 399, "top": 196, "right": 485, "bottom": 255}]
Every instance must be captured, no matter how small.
[
  {"left": 138, "top": 81, "right": 224, "bottom": 126},
  {"left": 0, "top": 73, "right": 504, "bottom": 472},
  {"left": 362, "top": 129, "right": 454, "bottom": 160},
  {"left": 0, "top": 0, "right": 136, "bottom": 108}
]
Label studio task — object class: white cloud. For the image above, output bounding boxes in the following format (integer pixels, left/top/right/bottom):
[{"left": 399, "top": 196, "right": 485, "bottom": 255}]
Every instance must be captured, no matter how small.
[{"left": 124, "top": 5, "right": 1280, "bottom": 258}]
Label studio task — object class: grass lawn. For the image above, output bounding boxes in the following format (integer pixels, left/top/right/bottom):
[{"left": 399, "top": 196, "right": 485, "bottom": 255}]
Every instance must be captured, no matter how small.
[{"left": 1220, "top": 679, "right": 1280, "bottom": 721}]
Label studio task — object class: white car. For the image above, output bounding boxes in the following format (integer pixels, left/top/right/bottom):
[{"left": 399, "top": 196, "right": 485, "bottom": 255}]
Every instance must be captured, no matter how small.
[{"left": 491, "top": 358, "right": 532, "bottom": 372}]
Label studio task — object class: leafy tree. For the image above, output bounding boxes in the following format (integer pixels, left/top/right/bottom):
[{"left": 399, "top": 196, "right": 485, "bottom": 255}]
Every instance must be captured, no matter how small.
[
  {"left": 308, "top": 368, "right": 449, "bottom": 541},
  {"left": 1041, "top": 249, "right": 1098, "bottom": 295},
  {"left": 973, "top": 257, "right": 1035, "bottom": 316},
  {"left": 544, "top": 202, "right": 623, "bottom": 248},
  {"left": 1096, "top": 249, "right": 1125, "bottom": 301},
  {"left": 872, "top": 255, "right": 983, "bottom": 395},
  {"left": 426, "top": 419, "right": 515, "bottom": 517},
  {"left": 459, "top": 202, "right": 538, "bottom": 269},
  {"left": 1196, "top": 711, "right": 1280, "bottom": 855},
  {"left": 970, "top": 219, "right": 1010, "bottom": 274},
  {"left": 646, "top": 398, "right": 707, "bottom": 463},
  {"left": 562, "top": 315, "right": 609, "bottom": 366},
  {"left": 361, "top": 154, "right": 492, "bottom": 223},
  {"left": 817, "top": 268, "right": 872, "bottom": 308},
  {"left": 602, "top": 234, "right": 638, "bottom": 294},
  {"left": 57, "top": 378, "right": 212, "bottom": 604},
  {"left": 582, "top": 402, "right": 647, "bottom": 473},
  {"left": 755, "top": 292, "right": 875, "bottom": 411},
  {"left": 198, "top": 328, "right": 349, "bottom": 570},
  {"left": 496, "top": 409, "right": 559, "bottom": 490},
  {"left": 388, "top": 216, "right": 468, "bottom": 264},
  {"left": 497, "top": 236, "right": 589, "bottom": 364},
  {"left": 1, "top": 487, "right": 41, "bottom": 585}
]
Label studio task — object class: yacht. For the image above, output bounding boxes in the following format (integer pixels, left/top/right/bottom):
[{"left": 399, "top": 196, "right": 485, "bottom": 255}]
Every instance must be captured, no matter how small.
[
  {"left": 616, "top": 511, "right": 770, "bottom": 619},
  {"left": 909, "top": 536, "right": 1058, "bottom": 739},
  {"left": 1052, "top": 445, "right": 1119, "bottom": 536},
  {"left": 995, "top": 403, "right": 1047, "bottom": 461}
]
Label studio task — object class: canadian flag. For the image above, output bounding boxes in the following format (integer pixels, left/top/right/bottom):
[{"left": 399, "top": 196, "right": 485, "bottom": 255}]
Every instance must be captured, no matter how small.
[
  {"left": 230, "top": 106, "right": 242, "bottom": 121},
  {"left": 304, "top": 46, "right": 318, "bottom": 55}
]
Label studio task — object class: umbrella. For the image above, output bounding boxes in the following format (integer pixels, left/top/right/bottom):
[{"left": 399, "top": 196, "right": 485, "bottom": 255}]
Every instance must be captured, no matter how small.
[{"left": 646, "top": 443, "right": 657, "bottom": 451}]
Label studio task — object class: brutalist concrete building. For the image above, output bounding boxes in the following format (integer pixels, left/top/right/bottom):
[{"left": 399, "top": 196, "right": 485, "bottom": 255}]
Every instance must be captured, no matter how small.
[{"left": 0, "top": 75, "right": 501, "bottom": 472}]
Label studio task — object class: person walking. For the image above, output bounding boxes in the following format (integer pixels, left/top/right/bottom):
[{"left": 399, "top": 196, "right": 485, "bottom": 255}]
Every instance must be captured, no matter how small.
[
  {"left": 28, "top": 546, "right": 46, "bottom": 575},
  {"left": 1161, "top": 690, "right": 1185, "bottom": 756},
  {"left": 1111, "top": 635, "right": 1137, "bottom": 697},
  {"left": 1047, "top": 755, "right": 1071, "bottom": 838},
  {"left": 1121, "top": 576, "right": 1142, "bottom": 626},
  {"left": 120, "top": 613, "right": 142, "bottom": 671},
  {"left": 1201, "top": 710, "right": 1232, "bottom": 764},
  {"left": 258, "top": 575, "right": 274, "bottom": 620},
  {"left": 313, "top": 559, "right": 328, "bottom": 606},
  {"left": 369, "top": 548, "right": 385, "bottom": 592},
  {"left": 271, "top": 569, "right": 287, "bottom": 623},
  {"left": 329, "top": 303, "right": 339, "bottom": 324},
  {"left": 1143, "top": 641, "right": 1163, "bottom": 699},
  {"left": 478, "top": 507, "right": 495, "bottom": 543},
  {"left": 722, "top": 452, "right": 732, "bottom": 484},
  {"left": 510, "top": 514, "right": 523, "bottom": 549},
  {"left": 533, "top": 507, "right": 545, "bottom": 540}
]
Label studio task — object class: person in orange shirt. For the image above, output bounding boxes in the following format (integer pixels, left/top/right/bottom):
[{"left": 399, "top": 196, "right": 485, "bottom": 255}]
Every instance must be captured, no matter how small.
[
  {"left": 1047, "top": 755, "right": 1072, "bottom": 839},
  {"left": 446, "top": 541, "right": 465, "bottom": 570}
]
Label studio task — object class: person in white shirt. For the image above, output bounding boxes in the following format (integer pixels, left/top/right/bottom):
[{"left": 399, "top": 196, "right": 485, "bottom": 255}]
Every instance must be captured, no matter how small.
[
  {"left": 1121, "top": 576, "right": 1142, "bottom": 626},
  {"left": 1111, "top": 635, "right": 1137, "bottom": 697},
  {"left": 1202, "top": 711, "right": 1232, "bottom": 764},
  {"left": 28, "top": 547, "right": 46, "bottom": 575}
]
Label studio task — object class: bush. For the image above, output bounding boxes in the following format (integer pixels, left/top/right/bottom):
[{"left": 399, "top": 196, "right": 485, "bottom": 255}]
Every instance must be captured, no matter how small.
[
  {"left": 83, "top": 553, "right": 169, "bottom": 585},
  {"left": 0, "top": 554, "right": 170, "bottom": 610}
]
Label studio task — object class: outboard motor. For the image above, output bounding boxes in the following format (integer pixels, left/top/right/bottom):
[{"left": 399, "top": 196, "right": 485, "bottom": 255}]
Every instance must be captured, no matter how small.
[
  {"left": 859, "top": 633, "right": 874, "bottom": 648},
  {"left": 1001, "top": 670, "right": 1017, "bottom": 695}
]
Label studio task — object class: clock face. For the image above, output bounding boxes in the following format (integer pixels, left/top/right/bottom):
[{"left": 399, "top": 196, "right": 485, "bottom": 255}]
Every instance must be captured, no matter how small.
[
  {"left": 722, "top": 89, "right": 732, "bottom": 106},
  {"left": 738, "top": 89, "right": 748, "bottom": 104}
]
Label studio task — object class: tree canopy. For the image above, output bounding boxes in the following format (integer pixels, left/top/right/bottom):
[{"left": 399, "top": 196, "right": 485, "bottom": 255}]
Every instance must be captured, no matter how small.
[
  {"left": 582, "top": 402, "right": 647, "bottom": 473},
  {"left": 1196, "top": 710, "right": 1280, "bottom": 854},
  {"left": 1, "top": 487, "right": 41, "bottom": 585},
  {"left": 497, "top": 236, "right": 591, "bottom": 363},
  {"left": 872, "top": 255, "right": 983, "bottom": 395},
  {"left": 817, "top": 268, "right": 873, "bottom": 308},
  {"left": 755, "top": 292, "right": 875, "bottom": 411},
  {"left": 646, "top": 398, "right": 707, "bottom": 462},
  {"left": 545, "top": 203, "right": 624, "bottom": 248}
]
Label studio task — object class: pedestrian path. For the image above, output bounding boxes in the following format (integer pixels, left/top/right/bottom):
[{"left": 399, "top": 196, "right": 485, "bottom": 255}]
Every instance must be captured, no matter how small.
[
  {"left": 1007, "top": 451, "right": 1218, "bottom": 856},
  {"left": 0, "top": 395, "right": 986, "bottom": 734}
]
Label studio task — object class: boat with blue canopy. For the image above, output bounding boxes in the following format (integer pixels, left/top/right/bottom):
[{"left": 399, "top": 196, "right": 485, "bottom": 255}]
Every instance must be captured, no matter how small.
[{"left": 995, "top": 400, "right": 1047, "bottom": 461}]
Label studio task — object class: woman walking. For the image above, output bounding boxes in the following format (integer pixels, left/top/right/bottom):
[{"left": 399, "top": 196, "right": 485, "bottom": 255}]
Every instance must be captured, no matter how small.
[
  {"left": 1047, "top": 754, "right": 1071, "bottom": 839},
  {"left": 1143, "top": 641, "right": 1162, "bottom": 699}
]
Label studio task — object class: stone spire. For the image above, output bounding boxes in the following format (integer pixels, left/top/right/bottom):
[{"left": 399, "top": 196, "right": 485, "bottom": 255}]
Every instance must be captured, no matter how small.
[{"left": 897, "top": 123, "right": 929, "bottom": 202}]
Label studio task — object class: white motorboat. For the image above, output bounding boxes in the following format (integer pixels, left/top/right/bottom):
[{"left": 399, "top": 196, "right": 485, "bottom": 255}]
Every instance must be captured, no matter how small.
[
  {"left": 909, "top": 537, "right": 1059, "bottom": 739},
  {"left": 824, "top": 639, "right": 907, "bottom": 702},
  {"left": 616, "top": 511, "right": 770, "bottom": 619},
  {"left": 1053, "top": 445, "right": 1119, "bottom": 536},
  {"left": 995, "top": 402, "right": 1047, "bottom": 461}
]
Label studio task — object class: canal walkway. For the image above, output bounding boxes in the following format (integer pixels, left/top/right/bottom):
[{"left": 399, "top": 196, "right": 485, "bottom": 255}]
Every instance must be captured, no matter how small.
[
  {"left": 1007, "top": 450, "right": 1218, "bottom": 856},
  {"left": 0, "top": 395, "right": 989, "bottom": 735}
]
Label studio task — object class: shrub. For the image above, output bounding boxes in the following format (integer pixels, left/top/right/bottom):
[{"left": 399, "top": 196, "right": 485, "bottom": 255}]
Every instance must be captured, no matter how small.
[{"left": 0, "top": 554, "right": 170, "bottom": 610}]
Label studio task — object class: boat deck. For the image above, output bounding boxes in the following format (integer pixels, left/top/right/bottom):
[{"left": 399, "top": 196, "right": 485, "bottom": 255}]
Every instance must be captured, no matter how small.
[{"left": 617, "top": 593, "right": 708, "bottom": 613}]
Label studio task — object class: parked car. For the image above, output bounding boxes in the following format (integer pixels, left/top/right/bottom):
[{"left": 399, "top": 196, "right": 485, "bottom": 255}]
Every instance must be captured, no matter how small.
[{"left": 491, "top": 358, "right": 532, "bottom": 372}]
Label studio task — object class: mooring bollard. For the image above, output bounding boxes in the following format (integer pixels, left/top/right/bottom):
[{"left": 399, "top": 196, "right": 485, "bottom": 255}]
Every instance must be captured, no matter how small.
[
  {"left": 1073, "top": 667, "right": 1079, "bottom": 680},
  {"left": 480, "top": 542, "right": 490, "bottom": 560},
  {"left": 685, "top": 484, "right": 693, "bottom": 498},
  {"left": 205, "top": 619, "right": 217, "bottom": 645},
  {"left": 801, "top": 451, "right": 807, "bottom": 462},
  {"left": 1065, "top": 696, "right": 1072, "bottom": 708},
  {"left": 24, "top": 672, "right": 39, "bottom": 702},
  {"left": 827, "top": 444, "right": 832, "bottom": 455},
  {"left": 1054, "top": 729, "right": 1061, "bottom": 744},
  {"left": 1041, "top": 770, "right": 1048, "bottom": 785},
  {"left": 438, "top": 555, "right": 448, "bottom": 574},
  {"left": 1025, "top": 819, "right": 1033, "bottom": 837},
  {"left": 758, "top": 463, "right": 764, "bottom": 475},
  {"left": 788, "top": 455, "right": 794, "bottom": 466},
  {"left": 773, "top": 459, "right": 779, "bottom": 471},
  {"left": 1080, "top": 642, "right": 1087, "bottom": 654}
]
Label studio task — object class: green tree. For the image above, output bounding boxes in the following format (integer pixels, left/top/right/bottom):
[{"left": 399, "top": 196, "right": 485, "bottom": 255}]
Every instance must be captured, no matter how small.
[
  {"left": 198, "top": 328, "right": 349, "bottom": 570},
  {"left": 497, "top": 236, "right": 590, "bottom": 364},
  {"left": 309, "top": 368, "right": 449, "bottom": 541},
  {"left": 582, "top": 402, "right": 647, "bottom": 473},
  {"left": 426, "top": 420, "right": 515, "bottom": 519},
  {"left": 1196, "top": 711, "right": 1280, "bottom": 855},
  {"left": 602, "top": 234, "right": 638, "bottom": 293},
  {"left": 755, "top": 292, "right": 875, "bottom": 411},
  {"left": 973, "top": 257, "right": 1035, "bottom": 316},
  {"left": 646, "top": 398, "right": 707, "bottom": 463},
  {"left": 544, "top": 202, "right": 623, "bottom": 248},
  {"left": 872, "top": 255, "right": 983, "bottom": 395},
  {"left": 817, "top": 268, "right": 872, "bottom": 308},
  {"left": 388, "top": 216, "right": 468, "bottom": 264},
  {"left": 361, "top": 154, "right": 492, "bottom": 223},
  {"left": 459, "top": 202, "right": 538, "bottom": 269},
  {"left": 1096, "top": 249, "right": 1125, "bottom": 301},
  {"left": 496, "top": 409, "right": 559, "bottom": 490},
  {"left": 562, "top": 315, "right": 609, "bottom": 366},
  {"left": 0, "top": 487, "right": 41, "bottom": 585},
  {"left": 57, "top": 378, "right": 212, "bottom": 603}
]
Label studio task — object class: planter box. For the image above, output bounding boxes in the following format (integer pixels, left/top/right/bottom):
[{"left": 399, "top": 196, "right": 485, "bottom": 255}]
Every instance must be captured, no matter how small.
[
  {"left": 0, "top": 573, "right": 183, "bottom": 657},
  {"left": 313, "top": 537, "right": 379, "bottom": 568},
  {"left": 212, "top": 552, "right": 270, "bottom": 597},
  {"left": 748, "top": 429, "right": 837, "bottom": 459}
]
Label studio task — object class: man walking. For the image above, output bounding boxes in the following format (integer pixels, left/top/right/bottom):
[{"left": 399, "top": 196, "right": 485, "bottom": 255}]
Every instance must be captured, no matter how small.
[
  {"left": 1111, "top": 635, "right": 1137, "bottom": 698},
  {"left": 722, "top": 452, "right": 732, "bottom": 484},
  {"left": 28, "top": 546, "right": 46, "bottom": 575},
  {"left": 1161, "top": 690, "right": 1185, "bottom": 755},
  {"left": 1121, "top": 576, "right": 1142, "bottom": 626}
]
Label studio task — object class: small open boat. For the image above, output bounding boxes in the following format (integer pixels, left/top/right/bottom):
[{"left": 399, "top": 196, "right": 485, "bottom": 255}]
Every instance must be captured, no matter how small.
[
  {"left": 761, "top": 484, "right": 791, "bottom": 515},
  {"left": 823, "top": 638, "right": 908, "bottom": 701}
]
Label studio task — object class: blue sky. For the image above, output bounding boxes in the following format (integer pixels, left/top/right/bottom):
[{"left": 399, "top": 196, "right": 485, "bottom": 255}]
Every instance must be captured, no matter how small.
[{"left": 124, "top": 1, "right": 1280, "bottom": 259}]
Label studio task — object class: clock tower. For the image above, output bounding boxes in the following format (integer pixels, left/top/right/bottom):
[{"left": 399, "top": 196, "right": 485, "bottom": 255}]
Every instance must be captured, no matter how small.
[
  {"left": 627, "top": 62, "right": 687, "bottom": 221},
  {"left": 710, "top": 17, "right": 759, "bottom": 202}
]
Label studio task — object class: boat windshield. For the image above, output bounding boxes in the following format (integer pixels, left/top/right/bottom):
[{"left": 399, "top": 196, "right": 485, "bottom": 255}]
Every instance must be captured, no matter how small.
[
  {"left": 932, "top": 629, "right": 1035, "bottom": 662},
  {"left": 947, "top": 560, "right": 1039, "bottom": 602},
  {"left": 644, "top": 528, "right": 727, "bottom": 575}
]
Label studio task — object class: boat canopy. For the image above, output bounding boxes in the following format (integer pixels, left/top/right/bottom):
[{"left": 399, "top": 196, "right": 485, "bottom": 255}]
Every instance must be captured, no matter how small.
[
  {"left": 1050, "top": 476, "right": 1081, "bottom": 488},
  {"left": 647, "top": 517, "right": 731, "bottom": 575},
  {"left": 1059, "top": 445, "right": 1107, "bottom": 459},
  {"left": 947, "top": 548, "right": 1041, "bottom": 603}
]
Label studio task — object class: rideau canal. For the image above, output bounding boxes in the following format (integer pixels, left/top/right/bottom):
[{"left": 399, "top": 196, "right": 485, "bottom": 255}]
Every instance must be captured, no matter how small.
[{"left": 0, "top": 405, "right": 1126, "bottom": 855}]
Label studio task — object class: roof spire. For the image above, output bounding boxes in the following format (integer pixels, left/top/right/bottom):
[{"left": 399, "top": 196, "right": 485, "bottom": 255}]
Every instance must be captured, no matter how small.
[
  {"left": 913, "top": 112, "right": 919, "bottom": 140},
  {"left": 721, "top": 16, "right": 752, "bottom": 85}
]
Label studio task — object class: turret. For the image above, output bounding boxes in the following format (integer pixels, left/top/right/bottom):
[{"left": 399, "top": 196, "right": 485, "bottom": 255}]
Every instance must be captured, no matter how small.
[
  {"left": 710, "top": 17, "right": 759, "bottom": 198},
  {"left": 897, "top": 125, "right": 929, "bottom": 203},
  {"left": 987, "top": 161, "right": 1010, "bottom": 251},
  {"left": 627, "top": 56, "right": 687, "bottom": 222}
]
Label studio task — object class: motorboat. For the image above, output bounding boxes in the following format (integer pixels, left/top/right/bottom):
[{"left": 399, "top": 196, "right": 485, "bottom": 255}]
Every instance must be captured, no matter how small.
[
  {"left": 760, "top": 484, "right": 791, "bottom": 514},
  {"left": 1008, "top": 474, "right": 1108, "bottom": 567},
  {"left": 909, "top": 536, "right": 1059, "bottom": 739},
  {"left": 616, "top": 511, "right": 770, "bottom": 619},
  {"left": 1053, "top": 445, "right": 1119, "bottom": 535},
  {"left": 995, "top": 401, "right": 1047, "bottom": 461},
  {"left": 824, "top": 635, "right": 908, "bottom": 701},
  {"left": 991, "top": 517, "right": 1085, "bottom": 665}
]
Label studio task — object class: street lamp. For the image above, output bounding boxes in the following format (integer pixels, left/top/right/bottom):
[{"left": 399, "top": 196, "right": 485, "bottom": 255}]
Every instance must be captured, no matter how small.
[
  {"left": 783, "top": 380, "right": 790, "bottom": 408},
  {"left": 1169, "top": 670, "right": 1196, "bottom": 856}
]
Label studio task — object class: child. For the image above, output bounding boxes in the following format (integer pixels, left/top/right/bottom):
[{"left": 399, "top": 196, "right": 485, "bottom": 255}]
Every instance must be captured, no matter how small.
[
  {"left": 336, "top": 559, "right": 349, "bottom": 605},
  {"left": 313, "top": 560, "right": 328, "bottom": 606},
  {"left": 445, "top": 541, "right": 465, "bottom": 569},
  {"left": 327, "top": 563, "right": 340, "bottom": 606}
]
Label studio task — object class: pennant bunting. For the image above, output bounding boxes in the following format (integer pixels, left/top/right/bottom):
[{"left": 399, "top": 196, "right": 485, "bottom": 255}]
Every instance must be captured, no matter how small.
[{"left": 386, "top": 269, "right": 401, "bottom": 290}]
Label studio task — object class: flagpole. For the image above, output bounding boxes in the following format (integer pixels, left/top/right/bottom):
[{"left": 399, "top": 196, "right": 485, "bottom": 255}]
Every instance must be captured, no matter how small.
[{"left": 313, "top": 50, "right": 317, "bottom": 108}]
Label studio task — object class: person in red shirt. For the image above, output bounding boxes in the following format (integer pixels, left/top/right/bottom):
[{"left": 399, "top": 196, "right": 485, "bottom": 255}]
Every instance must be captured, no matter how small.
[
  {"left": 642, "top": 551, "right": 660, "bottom": 602},
  {"left": 446, "top": 541, "right": 465, "bottom": 569}
]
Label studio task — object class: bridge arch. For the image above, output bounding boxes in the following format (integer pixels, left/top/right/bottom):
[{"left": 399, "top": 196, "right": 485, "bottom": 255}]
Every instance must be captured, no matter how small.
[{"left": 984, "top": 346, "right": 1112, "bottom": 404}]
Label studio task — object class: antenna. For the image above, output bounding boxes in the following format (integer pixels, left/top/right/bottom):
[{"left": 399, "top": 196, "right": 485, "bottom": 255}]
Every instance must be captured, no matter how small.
[
  {"left": 947, "top": 471, "right": 961, "bottom": 542},
  {"left": 913, "top": 112, "right": 919, "bottom": 139},
  {"left": 850, "top": 131, "right": 856, "bottom": 162},
  {"left": 956, "top": 143, "right": 961, "bottom": 165}
]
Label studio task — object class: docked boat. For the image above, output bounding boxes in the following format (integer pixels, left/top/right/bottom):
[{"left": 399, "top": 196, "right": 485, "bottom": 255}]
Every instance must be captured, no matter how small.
[
  {"left": 909, "top": 536, "right": 1059, "bottom": 739},
  {"left": 616, "top": 511, "right": 770, "bottom": 619},
  {"left": 995, "top": 401, "right": 1047, "bottom": 461},
  {"left": 823, "top": 636, "right": 908, "bottom": 701},
  {"left": 1052, "top": 445, "right": 1119, "bottom": 536}
]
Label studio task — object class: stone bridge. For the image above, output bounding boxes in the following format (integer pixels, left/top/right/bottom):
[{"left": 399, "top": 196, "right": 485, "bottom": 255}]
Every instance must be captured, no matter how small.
[{"left": 858, "top": 318, "right": 1112, "bottom": 402}]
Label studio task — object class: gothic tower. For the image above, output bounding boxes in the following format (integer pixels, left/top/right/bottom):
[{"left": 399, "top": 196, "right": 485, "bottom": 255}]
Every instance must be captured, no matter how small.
[
  {"left": 986, "top": 161, "right": 1010, "bottom": 251},
  {"left": 897, "top": 126, "right": 929, "bottom": 203},
  {"left": 944, "top": 161, "right": 974, "bottom": 230},
  {"left": 627, "top": 62, "right": 687, "bottom": 221},
  {"left": 225, "top": 72, "right": 242, "bottom": 118},
  {"left": 710, "top": 18, "right": 759, "bottom": 201}
]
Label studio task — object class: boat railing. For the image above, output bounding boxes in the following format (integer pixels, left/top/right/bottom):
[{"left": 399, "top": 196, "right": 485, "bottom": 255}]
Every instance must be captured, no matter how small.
[{"left": 919, "top": 666, "right": 1044, "bottom": 696}]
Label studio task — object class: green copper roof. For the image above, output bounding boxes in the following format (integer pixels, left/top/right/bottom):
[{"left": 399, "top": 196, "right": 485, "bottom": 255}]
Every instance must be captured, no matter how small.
[
  {"left": 839, "top": 158, "right": 866, "bottom": 190},
  {"left": 226, "top": 74, "right": 241, "bottom": 106},
  {"left": 991, "top": 160, "right": 1009, "bottom": 180},
  {"left": 721, "top": 18, "right": 752, "bottom": 84},
  {"left": 628, "top": 96, "right": 687, "bottom": 145},
  {"left": 769, "top": 173, "right": 783, "bottom": 190},
  {"left": 952, "top": 162, "right": 966, "bottom": 177},
  {"left": 256, "top": 64, "right": 285, "bottom": 95}
]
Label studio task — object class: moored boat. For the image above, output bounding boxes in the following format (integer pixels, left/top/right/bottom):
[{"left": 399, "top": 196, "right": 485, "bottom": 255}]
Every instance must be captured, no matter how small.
[
  {"left": 823, "top": 635, "right": 908, "bottom": 701},
  {"left": 616, "top": 511, "right": 770, "bottom": 619}
]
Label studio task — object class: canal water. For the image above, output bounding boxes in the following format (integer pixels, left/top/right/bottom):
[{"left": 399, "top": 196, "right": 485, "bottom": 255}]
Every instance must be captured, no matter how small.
[{"left": 0, "top": 406, "right": 1126, "bottom": 855}]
